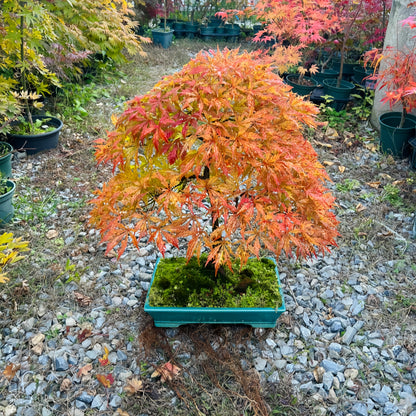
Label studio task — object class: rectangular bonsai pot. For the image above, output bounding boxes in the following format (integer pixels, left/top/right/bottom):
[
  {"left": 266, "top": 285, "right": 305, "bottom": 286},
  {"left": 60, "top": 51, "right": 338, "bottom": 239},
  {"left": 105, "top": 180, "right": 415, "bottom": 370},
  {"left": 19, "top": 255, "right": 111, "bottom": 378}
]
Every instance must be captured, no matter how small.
[{"left": 144, "top": 257, "right": 286, "bottom": 328}]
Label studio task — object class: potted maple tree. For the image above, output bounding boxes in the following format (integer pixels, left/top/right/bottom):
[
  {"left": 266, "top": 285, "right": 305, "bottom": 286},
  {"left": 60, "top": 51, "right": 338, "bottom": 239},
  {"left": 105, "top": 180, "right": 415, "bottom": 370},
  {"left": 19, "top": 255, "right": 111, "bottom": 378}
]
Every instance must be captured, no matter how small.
[
  {"left": 90, "top": 48, "right": 339, "bottom": 328},
  {"left": 364, "top": 14, "right": 416, "bottom": 158},
  {"left": 152, "top": 0, "right": 175, "bottom": 48}
]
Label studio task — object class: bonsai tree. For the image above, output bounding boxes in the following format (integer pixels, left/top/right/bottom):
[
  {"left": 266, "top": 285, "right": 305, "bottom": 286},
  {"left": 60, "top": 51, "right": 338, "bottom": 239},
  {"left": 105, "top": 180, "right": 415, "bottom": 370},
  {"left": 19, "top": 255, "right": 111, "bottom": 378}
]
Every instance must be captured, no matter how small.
[
  {"left": 364, "top": 13, "right": 416, "bottom": 128},
  {"left": 90, "top": 48, "right": 339, "bottom": 274}
]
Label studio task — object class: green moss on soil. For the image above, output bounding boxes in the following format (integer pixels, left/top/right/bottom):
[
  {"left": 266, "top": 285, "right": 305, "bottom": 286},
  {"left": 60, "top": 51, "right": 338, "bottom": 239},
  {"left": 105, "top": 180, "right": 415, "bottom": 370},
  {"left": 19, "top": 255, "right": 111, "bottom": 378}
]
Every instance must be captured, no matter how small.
[{"left": 148, "top": 256, "right": 282, "bottom": 308}]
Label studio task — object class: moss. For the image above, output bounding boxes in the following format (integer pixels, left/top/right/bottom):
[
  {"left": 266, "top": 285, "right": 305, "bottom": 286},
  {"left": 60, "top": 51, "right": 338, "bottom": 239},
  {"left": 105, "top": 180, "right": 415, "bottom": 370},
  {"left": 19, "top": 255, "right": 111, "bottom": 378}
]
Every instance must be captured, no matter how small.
[{"left": 148, "top": 256, "right": 282, "bottom": 308}]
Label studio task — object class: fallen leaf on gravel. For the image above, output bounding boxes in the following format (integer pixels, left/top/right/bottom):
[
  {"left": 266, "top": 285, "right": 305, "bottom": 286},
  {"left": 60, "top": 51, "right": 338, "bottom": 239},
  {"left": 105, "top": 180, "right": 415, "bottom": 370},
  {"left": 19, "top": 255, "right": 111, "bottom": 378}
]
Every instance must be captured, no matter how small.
[
  {"left": 46, "top": 229, "right": 59, "bottom": 239},
  {"left": 30, "top": 333, "right": 45, "bottom": 346},
  {"left": 3, "top": 363, "right": 20, "bottom": 380},
  {"left": 97, "top": 373, "right": 114, "bottom": 388},
  {"left": 77, "top": 363, "right": 93, "bottom": 378},
  {"left": 60, "top": 378, "right": 72, "bottom": 391},
  {"left": 315, "top": 141, "right": 333, "bottom": 148},
  {"left": 124, "top": 378, "right": 144, "bottom": 395},
  {"left": 325, "top": 127, "right": 339, "bottom": 139},
  {"left": 31, "top": 344, "right": 43, "bottom": 355},
  {"left": 77, "top": 328, "right": 92, "bottom": 343},
  {"left": 99, "top": 346, "right": 110, "bottom": 366},
  {"left": 13, "top": 280, "right": 29, "bottom": 297},
  {"left": 313, "top": 366, "right": 325, "bottom": 383},
  {"left": 74, "top": 291, "right": 92, "bottom": 306},
  {"left": 151, "top": 362, "right": 181, "bottom": 382},
  {"left": 323, "top": 161, "right": 334, "bottom": 166},
  {"left": 355, "top": 203, "right": 367, "bottom": 212},
  {"left": 338, "top": 166, "right": 346, "bottom": 173},
  {"left": 117, "top": 409, "right": 130, "bottom": 416},
  {"left": 367, "top": 181, "right": 381, "bottom": 188},
  {"left": 392, "top": 180, "right": 405, "bottom": 187}
]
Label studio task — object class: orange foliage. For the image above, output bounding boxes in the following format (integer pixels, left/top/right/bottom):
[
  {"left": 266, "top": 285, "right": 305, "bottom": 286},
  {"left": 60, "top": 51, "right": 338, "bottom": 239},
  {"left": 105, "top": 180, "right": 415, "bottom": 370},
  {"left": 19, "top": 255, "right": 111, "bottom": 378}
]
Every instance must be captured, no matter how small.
[
  {"left": 218, "top": 0, "right": 338, "bottom": 71},
  {"left": 90, "top": 49, "right": 339, "bottom": 274}
]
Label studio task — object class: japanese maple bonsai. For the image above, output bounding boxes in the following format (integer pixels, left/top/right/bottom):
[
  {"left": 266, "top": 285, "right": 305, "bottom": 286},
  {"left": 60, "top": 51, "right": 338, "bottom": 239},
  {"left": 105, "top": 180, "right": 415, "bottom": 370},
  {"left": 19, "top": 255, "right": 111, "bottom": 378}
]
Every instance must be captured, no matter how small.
[{"left": 90, "top": 48, "right": 339, "bottom": 326}]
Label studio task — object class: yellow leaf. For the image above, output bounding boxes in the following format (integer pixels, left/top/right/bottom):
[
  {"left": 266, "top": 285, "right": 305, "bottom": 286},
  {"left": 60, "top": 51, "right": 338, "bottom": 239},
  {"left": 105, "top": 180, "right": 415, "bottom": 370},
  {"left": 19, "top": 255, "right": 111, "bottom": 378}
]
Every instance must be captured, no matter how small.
[
  {"left": 338, "top": 166, "right": 345, "bottom": 173},
  {"left": 323, "top": 161, "right": 334, "bottom": 166},
  {"left": 117, "top": 409, "right": 130, "bottom": 416}
]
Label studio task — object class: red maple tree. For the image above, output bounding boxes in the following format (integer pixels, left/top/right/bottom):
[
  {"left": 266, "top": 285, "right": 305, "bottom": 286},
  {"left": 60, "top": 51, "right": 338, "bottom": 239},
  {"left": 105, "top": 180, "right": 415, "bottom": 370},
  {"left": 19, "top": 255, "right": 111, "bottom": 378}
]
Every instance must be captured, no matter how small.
[{"left": 90, "top": 49, "right": 339, "bottom": 273}]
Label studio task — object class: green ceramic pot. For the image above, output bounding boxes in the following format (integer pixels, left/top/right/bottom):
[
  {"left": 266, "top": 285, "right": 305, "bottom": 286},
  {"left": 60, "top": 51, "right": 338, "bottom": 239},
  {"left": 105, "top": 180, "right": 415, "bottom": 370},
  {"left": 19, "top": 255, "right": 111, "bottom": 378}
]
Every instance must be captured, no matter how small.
[{"left": 144, "top": 257, "right": 286, "bottom": 328}]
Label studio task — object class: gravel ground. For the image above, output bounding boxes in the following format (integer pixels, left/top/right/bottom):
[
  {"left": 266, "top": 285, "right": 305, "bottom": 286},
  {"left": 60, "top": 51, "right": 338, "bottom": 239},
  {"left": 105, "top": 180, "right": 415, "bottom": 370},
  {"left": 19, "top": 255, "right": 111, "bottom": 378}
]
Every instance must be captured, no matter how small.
[{"left": 1, "top": 40, "right": 416, "bottom": 416}]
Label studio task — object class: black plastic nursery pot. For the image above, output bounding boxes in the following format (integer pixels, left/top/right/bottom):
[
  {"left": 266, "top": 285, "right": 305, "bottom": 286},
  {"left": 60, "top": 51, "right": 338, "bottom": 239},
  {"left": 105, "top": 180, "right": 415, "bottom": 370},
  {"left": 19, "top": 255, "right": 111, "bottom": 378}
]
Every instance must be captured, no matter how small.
[
  {"left": 144, "top": 257, "right": 286, "bottom": 328},
  {"left": 0, "top": 180, "right": 15, "bottom": 224},
  {"left": 332, "top": 60, "right": 356, "bottom": 80},
  {"left": 286, "top": 74, "right": 318, "bottom": 97},
  {"left": 151, "top": 29, "right": 174, "bottom": 48},
  {"left": 7, "top": 115, "right": 63, "bottom": 155},
  {"left": 312, "top": 68, "right": 339, "bottom": 86},
  {"left": 323, "top": 79, "right": 355, "bottom": 101},
  {"left": 0, "top": 142, "right": 13, "bottom": 178},
  {"left": 410, "top": 137, "right": 416, "bottom": 170},
  {"left": 379, "top": 112, "right": 416, "bottom": 158}
]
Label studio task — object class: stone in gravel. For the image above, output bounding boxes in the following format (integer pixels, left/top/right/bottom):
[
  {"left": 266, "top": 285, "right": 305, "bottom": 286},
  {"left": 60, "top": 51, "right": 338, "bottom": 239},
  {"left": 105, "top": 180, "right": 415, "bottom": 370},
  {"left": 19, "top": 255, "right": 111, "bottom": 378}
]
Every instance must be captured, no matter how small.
[
  {"left": 350, "top": 298, "right": 365, "bottom": 316},
  {"left": 77, "top": 392, "right": 94, "bottom": 404},
  {"left": 328, "top": 387, "right": 338, "bottom": 403},
  {"left": 65, "top": 317, "right": 77, "bottom": 327},
  {"left": 300, "top": 326, "right": 311, "bottom": 340},
  {"left": 75, "top": 400, "right": 88, "bottom": 410},
  {"left": 38, "top": 355, "right": 50, "bottom": 366},
  {"left": 344, "top": 368, "right": 359, "bottom": 379},
  {"left": 254, "top": 358, "right": 267, "bottom": 371},
  {"left": 323, "top": 372, "right": 334, "bottom": 391},
  {"left": 330, "top": 320, "right": 343, "bottom": 332},
  {"left": 117, "top": 350, "right": 128, "bottom": 361},
  {"left": 299, "top": 381, "right": 314, "bottom": 392},
  {"left": 383, "top": 402, "right": 398, "bottom": 415},
  {"left": 350, "top": 402, "right": 368, "bottom": 416},
  {"left": 112, "top": 297, "right": 122, "bottom": 306},
  {"left": 23, "top": 408, "right": 37, "bottom": 416},
  {"left": 25, "top": 382, "right": 37, "bottom": 396},
  {"left": 86, "top": 351, "right": 98, "bottom": 360},
  {"left": 42, "top": 408, "right": 52, "bottom": 416},
  {"left": 368, "top": 338, "right": 384, "bottom": 348},
  {"left": 22, "top": 317, "right": 36, "bottom": 331},
  {"left": 370, "top": 390, "right": 389, "bottom": 405},
  {"left": 95, "top": 317, "right": 105, "bottom": 329},
  {"left": 321, "top": 359, "right": 345, "bottom": 374},
  {"left": 91, "top": 395, "right": 105, "bottom": 409},
  {"left": 108, "top": 352, "right": 117, "bottom": 364},
  {"left": 55, "top": 357, "right": 69, "bottom": 371},
  {"left": 267, "top": 371, "right": 280, "bottom": 383},
  {"left": 4, "top": 405, "right": 17, "bottom": 416},
  {"left": 109, "top": 395, "right": 122, "bottom": 408}
]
